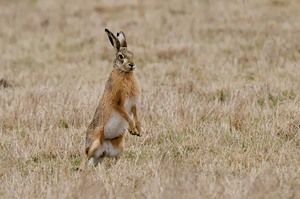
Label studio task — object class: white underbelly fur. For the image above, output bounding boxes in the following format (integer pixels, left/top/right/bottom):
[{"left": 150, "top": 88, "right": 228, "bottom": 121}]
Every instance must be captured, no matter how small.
[{"left": 104, "top": 98, "right": 136, "bottom": 139}]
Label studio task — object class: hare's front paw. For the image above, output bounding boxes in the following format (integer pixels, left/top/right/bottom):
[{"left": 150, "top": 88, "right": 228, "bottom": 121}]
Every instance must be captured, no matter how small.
[
  {"left": 128, "top": 123, "right": 141, "bottom": 137},
  {"left": 135, "top": 121, "right": 142, "bottom": 134}
]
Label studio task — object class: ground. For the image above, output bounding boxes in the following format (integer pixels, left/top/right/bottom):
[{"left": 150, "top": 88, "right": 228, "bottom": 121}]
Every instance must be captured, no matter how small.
[{"left": 1, "top": 0, "right": 300, "bottom": 198}]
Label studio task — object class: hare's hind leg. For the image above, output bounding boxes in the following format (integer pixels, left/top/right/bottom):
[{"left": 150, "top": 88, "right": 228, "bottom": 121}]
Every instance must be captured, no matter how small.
[
  {"left": 92, "top": 155, "right": 105, "bottom": 166},
  {"left": 79, "top": 139, "right": 102, "bottom": 171},
  {"left": 92, "top": 145, "right": 108, "bottom": 166},
  {"left": 109, "top": 135, "right": 125, "bottom": 162}
]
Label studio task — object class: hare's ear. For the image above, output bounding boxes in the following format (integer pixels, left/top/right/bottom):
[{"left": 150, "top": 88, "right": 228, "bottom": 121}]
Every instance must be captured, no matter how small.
[
  {"left": 105, "top": 29, "right": 120, "bottom": 51},
  {"left": 117, "top": 31, "right": 127, "bottom": 48}
]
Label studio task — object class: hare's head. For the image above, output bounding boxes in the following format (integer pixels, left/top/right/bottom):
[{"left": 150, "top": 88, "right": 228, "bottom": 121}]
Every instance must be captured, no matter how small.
[{"left": 105, "top": 29, "right": 135, "bottom": 72}]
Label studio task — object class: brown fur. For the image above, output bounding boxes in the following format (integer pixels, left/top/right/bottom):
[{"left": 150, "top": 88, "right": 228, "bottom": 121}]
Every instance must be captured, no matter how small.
[{"left": 80, "top": 29, "right": 141, "bottom": 170}]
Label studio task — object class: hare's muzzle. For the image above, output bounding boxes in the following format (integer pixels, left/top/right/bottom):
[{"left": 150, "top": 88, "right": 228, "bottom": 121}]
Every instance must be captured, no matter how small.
[{"left": 129, "top": 63, "right": 135, "bottom": 71}]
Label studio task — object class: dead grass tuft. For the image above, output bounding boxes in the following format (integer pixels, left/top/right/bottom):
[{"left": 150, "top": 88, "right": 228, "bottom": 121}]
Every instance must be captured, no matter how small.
[{"left": 0, "top": 79, "right": 12, "bottom": 88}]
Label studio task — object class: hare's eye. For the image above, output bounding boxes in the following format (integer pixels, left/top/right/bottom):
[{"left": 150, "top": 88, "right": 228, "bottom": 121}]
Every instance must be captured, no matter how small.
[{"left": 118, "top": 54, "right": 124, "bottom": 59}]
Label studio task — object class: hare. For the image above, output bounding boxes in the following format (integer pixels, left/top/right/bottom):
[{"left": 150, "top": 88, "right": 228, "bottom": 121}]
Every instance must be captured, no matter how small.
[{"left": 80, "top": 29, "right": 142, "bottom": 170}]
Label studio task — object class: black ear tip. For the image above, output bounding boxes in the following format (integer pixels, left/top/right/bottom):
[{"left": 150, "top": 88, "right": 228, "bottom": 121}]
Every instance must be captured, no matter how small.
[{"left": 105, "top": 29, "right": 109, "bottom": 33}]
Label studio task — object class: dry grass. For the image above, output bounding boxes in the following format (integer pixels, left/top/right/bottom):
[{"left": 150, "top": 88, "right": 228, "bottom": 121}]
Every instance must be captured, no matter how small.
[{"left": 1, "top": 0, "right": 300, "bottom": 198}]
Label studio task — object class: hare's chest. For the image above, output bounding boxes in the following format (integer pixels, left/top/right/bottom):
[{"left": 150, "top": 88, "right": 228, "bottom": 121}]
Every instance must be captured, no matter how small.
[
  {"left": 104, "top": 97, "right": 139, "bottom": 138},
  {"left": 124, "top": 97, "right": 138, "bottom": 113}
]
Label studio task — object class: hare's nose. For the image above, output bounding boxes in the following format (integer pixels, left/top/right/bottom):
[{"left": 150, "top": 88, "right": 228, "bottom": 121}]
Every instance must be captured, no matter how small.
[{"left": 129, "top": 64, "right": 135, "bottom": 69}]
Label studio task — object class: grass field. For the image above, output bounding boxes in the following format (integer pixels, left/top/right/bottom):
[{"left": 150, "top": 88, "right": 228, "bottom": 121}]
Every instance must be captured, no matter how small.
[{"left": 1, "top": 0, "right": 300, "bottom": 198}]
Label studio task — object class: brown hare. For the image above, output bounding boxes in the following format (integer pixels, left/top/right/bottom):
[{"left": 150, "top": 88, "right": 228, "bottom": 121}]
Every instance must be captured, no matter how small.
[{"left": 80, "top": 29, "right": 142, "bottom": 170}]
